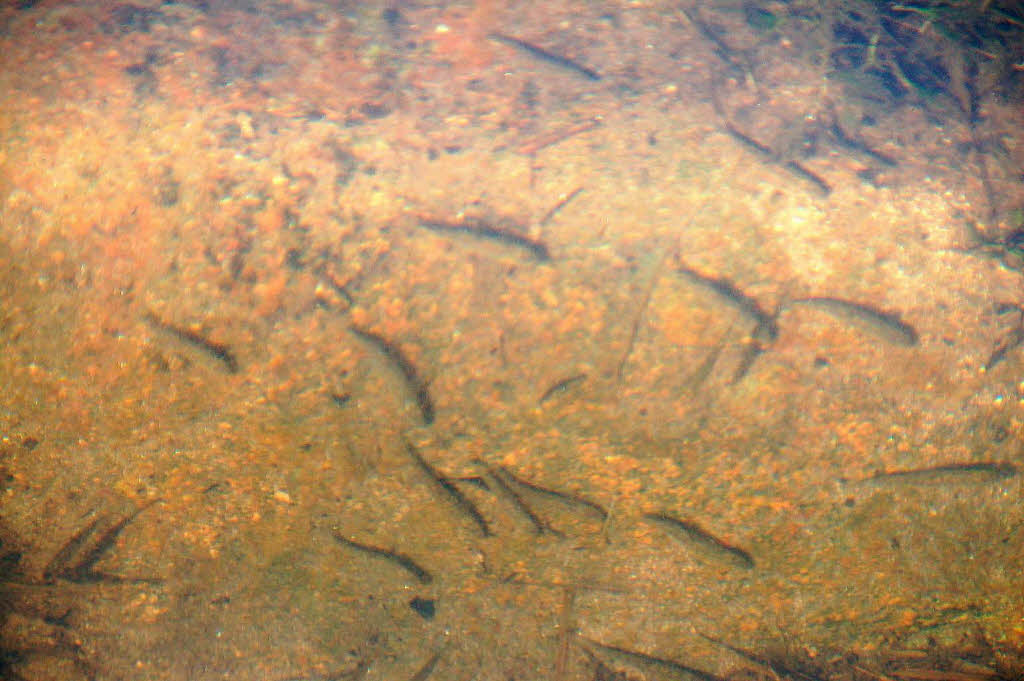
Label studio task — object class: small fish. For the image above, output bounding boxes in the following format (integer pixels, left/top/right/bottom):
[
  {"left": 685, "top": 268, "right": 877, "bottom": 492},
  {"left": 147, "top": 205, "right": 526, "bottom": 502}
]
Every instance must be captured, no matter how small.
[
  {"left": 483, "top": 462, "right": 561, "bottom": 536},
  {"left": 698, "top": 633, "right": 821, "bottom": 681},
  {"left": 783, "top": 159, "right": 832, "bottom": 197},
  {"left": 679, "top": 7, "right": 746, "bottom": 75},
  {"left": 858, "top": 461, "right": 1018, "bottom": 484},
  {"left": 409, "top": 647, "right": 446, "bottom": 681},
  {"left": 789, "top": 296, "right": 919, "bottom": 346},
  {"left": 828, "top": 117, "right": 897, "bottom": 167},
  {"left": 418, "top": 216, "right": 551, "bottom": 261},
  {"left": 677, "top": 261, "right": 779, "bottom": 341},
  {"left": 496, "top": 465, "right": 608, "bottom": 522},
  {"left": 332, "top": 532, "right": 433, "bottom": 584},
  {"left": 45, "top": 500, "right": 161, "bottom": 584},
  {"left": 643, "top": 512, "right": 755, "bottom": 569},
  {"left": 722, "top": 123, "right": 831, "bottom": 195},
  {"left": 581, "top": 637, "right": 729, "bottom": 681},
  {"left": 683, "top": 332, "right": 729, "bottom": 390},
  {"left": 985, "top": 326, "right": 1024, "bottom": 371},
  {"left": 538, "top": 373, "right": 587, "bottom": 404},
  {"left": 489, "top": 32, "right": 601, "bottom": 81},
  {"left": 616, "top": 249, "right": 669, "bottom": 383},
  {"left": 406, "top": 440, "right": 491, "bottom": 537},
  {"left": 723, "top": 121, "right": 775, "bottom": 158},
  {"left": 539, "top": 186, "right": 584, "bottom": 225},
  {"left": 729, "top": 337, "right": 766, "bottom": 384},
  {"left": 145, "top": 311, "right": 239, "bottom": 373},
  {"left": 350, "top": 325, "right": 435, "bottom": 425}
]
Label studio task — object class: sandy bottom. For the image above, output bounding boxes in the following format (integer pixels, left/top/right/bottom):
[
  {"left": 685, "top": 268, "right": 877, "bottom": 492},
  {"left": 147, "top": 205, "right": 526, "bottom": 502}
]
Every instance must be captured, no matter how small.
[{"left": 1, "top": 1, "right": 1023, "bottom": 680}]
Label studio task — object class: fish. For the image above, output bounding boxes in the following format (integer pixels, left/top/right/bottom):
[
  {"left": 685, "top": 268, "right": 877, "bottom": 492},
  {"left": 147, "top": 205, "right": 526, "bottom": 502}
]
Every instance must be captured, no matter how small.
[
  {"left": 858, "top": 461, "right": 1018, "bottom": 484},
  {"left": 643, "top": 512, "right": 755, "bottom": 569},
  {"left": 145, "top": 311, "right": 239, "bottom": 373},
  {"left": 788, "top": 296, "right": 918, "bottom": 346},
  {"left": 677, "top": 261, "right": 779, "bottom": 341},
  {"left": 350, "top": 325, "right": 435, "bottom": 425},
  {"left": 406, "top": 440, "right": 491, "bottom": 537},
  {"left": 332, "top": 532, "right": 433, "bottom": 585},
  {"left": 418, "top": 217, "right": 551, "bottom": 261},
  {"left": 489, "top": 32, "right": 601, "bottom": 81},
  {"left": 538, "top": 373, "right": 588, "bottom": 404}
]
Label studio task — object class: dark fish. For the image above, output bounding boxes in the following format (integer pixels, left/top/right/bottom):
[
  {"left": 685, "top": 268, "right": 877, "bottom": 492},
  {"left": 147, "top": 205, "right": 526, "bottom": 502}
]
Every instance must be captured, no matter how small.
[
  {"left": 722, "top": 123, "right": 831, "bottom": 196},
  {"left": 350, "top": 325, "right": 435, "bottom": 425},
  {"left": 789, "top": 296, "right": 919, "bottom": 346},
  {"left": 783, "top": 159, "right": 832, "bottom": 196},
  {"left": 405, "top": 440, "right": 491, "bottom": 537},
  {"left": 332, "top": 532, "right": 433, "bottom": 584},
  {"left": 145, "top": 311, "right": 239, "bottom": 373},
  {"left": 418, "top": 217, "right": 551, "bottom": 261},
  {"left": 729, "top": 337, "right": 766, "bottom": 384},
  {"left": 683, "top": 332, "right": 729, "bottom": 390},
  {"left": 679, "top": 6, "right": 746, "bottom": 75},
  {"left": 581, "top": 637, "right": 729, "bottom": 681},
  {"left": 985, "top": 326, "right": 1024, "bottom": 371},
  {"left": 489, "top": 32, "right": 601, "bottom": 81},
  {"left": 723, "top": 122, "right": 774, "bottom": 157},
  {"left": 538, "top": 373, "right": 587, "bottom": 404},
  {"left": 643, "top": 512, "right": 755, "bottom": 569},
  {"left": 859, "top": 461, "right": 1018, "bottom": 483},
  {"left": 698, "top": 633, "right": 822, "bottom": 681},
  {"left": 539, "top": 186, "right": 584, "bottom": 226},
  {"left": 828, "top": 118, "right": 897, "bottom": 167},
  {"left": 496, "top": 465, "right": 608, "bottom": 522},
  {"left": 677, "top": 261, "right": 779, "bottom": 341},
  {"left": 616, "top": 250, "right": 669, "bottom": 383},
  {"left": 484, "top": 463, "right": 561, "bottom": 536},
  {"left": 45, "top": 500, "right": 161, "bottom": 584},
  {"left": 409, "top": 647, "right": 445, "bottom": 681}
]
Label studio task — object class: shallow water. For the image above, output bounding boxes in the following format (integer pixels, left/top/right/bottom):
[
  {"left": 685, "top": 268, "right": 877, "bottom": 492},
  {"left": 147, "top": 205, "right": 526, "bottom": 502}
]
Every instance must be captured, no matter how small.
[{"left": 1, "top": 1, "right": 1022, "bottom": 679}]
